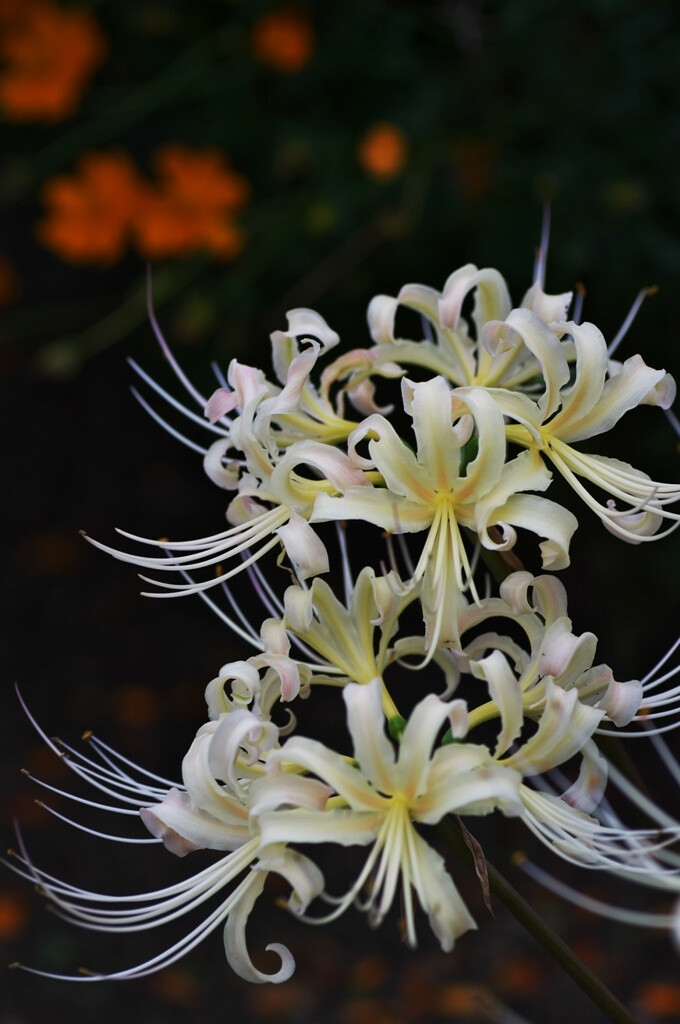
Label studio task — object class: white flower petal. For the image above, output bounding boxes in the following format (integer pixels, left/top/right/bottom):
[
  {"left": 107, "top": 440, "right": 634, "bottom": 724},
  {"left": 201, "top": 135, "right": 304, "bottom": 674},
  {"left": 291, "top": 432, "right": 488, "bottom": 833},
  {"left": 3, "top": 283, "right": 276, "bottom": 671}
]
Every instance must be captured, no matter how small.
[
  {"left": 504, "top": 308, "right": 570, "bottom": 419},
  {"left": 208, "top": 711, "right": 278, "bottom": 794},
  {"left": 562, "top": 352, "right": 673, "bottom": 442},
  {"left": 407, "top": 830, "right": 477, "bottom": 951},
  {"left": 224, "top": 871, "right": 295, "bottom": 984},
  {"left": 258, "top": 807, "right": 381, "bottom": 847},
  {"left": 206, "top": 661, "right": 261, "bottom": 718},
  {"left": 256, "top": 846, "right": 325, "bottom": 916},
  {"left": 205, "top": 387, "right": 237, "bottom": 423},
  {"left": 140, "top": 788, "right": 246, "bottom": 855},
  {"left": 203, "top": 436, "right": 241, "bottom": 489},
  {"left": 344, "top": 679, "right": 397, "bottom": 795},
  {"left": 521, "top": 282, "right": 573, "bottom": 322},
  {"left": 367, "top": 294, "right": 399, "bottom": 344},
  {"left": 597, "top": 675, "right": 643, "bottom": 727},
  {"left": 562, "top": 742, "right": 608, "bottom": 813},
  {"left": 471, "top": 651, "right": 523, "bottom": 758},
  {"left": 486, "top": 493, "right": 578, "bottom": 571},
  {"left": 504, "top": 681, "right": 603, "bottom": 775},
  {"left": 271, "top": 736, "right": 385, "bottom": 810},
  {"left": 283, "top": 585, "right": 315, "bottom": 633},
  {"left": 312, "top": 488, "right": 433, "bottom": 533},
  {"left": 284, "top": 308, "right": 340, "bottom": 351},
  {"left": 396, "top": 693, "right": 458, "bottom": 797},
  {"left": 439, "top": 264, "right": 511, "bottom": 334},
  {"left": 248, "top": 774, "right": 332, "bottom": 815},
  {"left": 540, "top": 619, "right": 598, "bottom": 682},
  {"left": 402, "top": 376, "right": 461, "bottom": 492},
  {"left": 276, "top": 512, "right": 329, "bottom": 581},
  {"left": 415, "top": 746, "right": 522, "bottom": 822}
]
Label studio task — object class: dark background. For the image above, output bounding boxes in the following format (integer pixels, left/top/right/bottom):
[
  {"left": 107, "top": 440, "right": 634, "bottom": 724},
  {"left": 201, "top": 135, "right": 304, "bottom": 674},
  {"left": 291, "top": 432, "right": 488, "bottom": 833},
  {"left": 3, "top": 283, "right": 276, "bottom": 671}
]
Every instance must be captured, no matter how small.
[{"left": 1, "top": 2, "right": 679, "bottom": 1021}]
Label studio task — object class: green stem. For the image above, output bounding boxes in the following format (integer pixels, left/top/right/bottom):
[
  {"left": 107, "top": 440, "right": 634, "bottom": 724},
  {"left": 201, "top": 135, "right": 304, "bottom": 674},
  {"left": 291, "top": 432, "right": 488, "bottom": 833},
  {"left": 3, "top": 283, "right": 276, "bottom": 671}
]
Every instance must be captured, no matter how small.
[{"left": 437, "top": 818, "right": 637, "bottom": 1024}]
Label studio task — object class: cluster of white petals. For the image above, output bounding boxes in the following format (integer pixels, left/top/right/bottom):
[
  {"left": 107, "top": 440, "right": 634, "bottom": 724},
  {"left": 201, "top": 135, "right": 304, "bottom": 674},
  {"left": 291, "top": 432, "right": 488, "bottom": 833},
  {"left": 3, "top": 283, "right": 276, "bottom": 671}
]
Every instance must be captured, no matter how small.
[{"left": 11, "top": 246, "right": 680, "bottom": 984}]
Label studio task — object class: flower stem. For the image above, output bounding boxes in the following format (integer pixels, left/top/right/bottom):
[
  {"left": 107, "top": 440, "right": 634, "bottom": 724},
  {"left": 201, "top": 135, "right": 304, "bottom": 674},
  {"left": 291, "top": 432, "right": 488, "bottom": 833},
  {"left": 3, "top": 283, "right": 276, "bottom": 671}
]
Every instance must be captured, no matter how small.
[{"left": 437, "top": 818, "right": 637, "bottom": 1024}]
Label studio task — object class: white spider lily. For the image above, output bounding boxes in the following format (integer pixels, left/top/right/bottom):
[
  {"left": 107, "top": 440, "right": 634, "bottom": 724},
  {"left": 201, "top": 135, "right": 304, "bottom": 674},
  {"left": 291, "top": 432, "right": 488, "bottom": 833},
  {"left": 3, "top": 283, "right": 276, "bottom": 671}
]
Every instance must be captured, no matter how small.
[
  {"left": 206, "top": 308, "right": 360, "bottom": 447},
  {"left": 485, "top": 309, "right": 679, "bottom": 541},
  {"left": 9, "top": 694, "right": 329, "bottom": 984},
  {"left": 281, "top": 567, "right": 415, "bottom": 690},
  {"left": 357, "top": 264, "right": 575, "bottom": 392},
  {"left": 455, "top": 571, "right": 643, "bottom": 731},
  {"left": 256, "top": 678, "right": 523, "bottom": 950},
  {"left": 313, "top": 376, "right": 577, "bottom": 653}
]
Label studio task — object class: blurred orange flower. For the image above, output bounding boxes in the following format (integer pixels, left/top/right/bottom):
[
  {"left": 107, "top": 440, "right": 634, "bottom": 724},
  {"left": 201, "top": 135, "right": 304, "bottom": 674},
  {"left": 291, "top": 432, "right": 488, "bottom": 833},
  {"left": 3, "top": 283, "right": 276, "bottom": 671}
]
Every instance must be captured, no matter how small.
[
  {"left": 251, "top": 9, "right": 314, "bottom": 73},
  {"left": 636, "top": 981, "right": 680, "bottom": 1017},
  {"left": 39, "top": 151, "right": 143, "bottom": 264},
  {"left": 134, "top": 145, "right": 250, "bottom": 261},
  {"left": 0, "top": 0, "right": 107, "bottom": 122},
  {"left": 357, "top": 123, "right": 408, "bottom": 180}
]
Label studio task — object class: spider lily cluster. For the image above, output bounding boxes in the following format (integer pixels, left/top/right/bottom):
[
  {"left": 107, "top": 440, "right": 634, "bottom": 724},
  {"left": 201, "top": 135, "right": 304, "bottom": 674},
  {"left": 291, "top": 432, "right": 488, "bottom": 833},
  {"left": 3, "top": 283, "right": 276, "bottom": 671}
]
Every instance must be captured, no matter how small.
[{"left": 9, "top": 243, "right": 680, "bottom": 984}]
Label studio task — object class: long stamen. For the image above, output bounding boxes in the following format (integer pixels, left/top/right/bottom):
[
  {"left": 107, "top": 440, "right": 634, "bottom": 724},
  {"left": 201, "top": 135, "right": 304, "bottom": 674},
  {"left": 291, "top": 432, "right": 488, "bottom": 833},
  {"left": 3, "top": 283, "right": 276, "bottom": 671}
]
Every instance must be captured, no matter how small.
[
  {"left": 130, "top": 387, "right": 208, "bottom": 455},
  {"left": 146, "top": 266, "right": 208, "bottom": 409},
  {"left": 608, "top": 286, "right": 657, "bottom": 357},
  {"left": 533, "top": 201, "right": 551, "bottom": 289},
  {"left": 517, "top": 857, "right": 676, "bottom": 928},
  {"left": 128, "top": 358, "right": 230, "bottom": 437}
]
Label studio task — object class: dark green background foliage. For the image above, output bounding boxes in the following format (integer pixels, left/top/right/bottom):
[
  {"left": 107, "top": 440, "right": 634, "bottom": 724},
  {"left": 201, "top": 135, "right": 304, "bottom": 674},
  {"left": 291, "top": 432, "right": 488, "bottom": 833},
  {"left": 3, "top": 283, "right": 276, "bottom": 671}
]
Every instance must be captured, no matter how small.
[{"left": 1, "top": 2, "right": 679, "bottom": 1022}]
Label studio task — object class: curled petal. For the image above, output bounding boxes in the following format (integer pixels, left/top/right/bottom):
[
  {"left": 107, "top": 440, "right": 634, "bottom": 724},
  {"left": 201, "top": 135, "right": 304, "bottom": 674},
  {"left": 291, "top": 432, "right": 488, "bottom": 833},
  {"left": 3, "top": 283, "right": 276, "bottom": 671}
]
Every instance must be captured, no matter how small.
[
  {"left": 257, "top": 846, "right": 325, "bottom": 916},
  {"left": 270, "top": 440, "right": 368, "bottom": 508},
  {"left": 227, "top": 360, "right": 270, "bottom": 409},
  {"left": 248, "top": 774, "right": 332, "bottom": 815},
  {"left": 256, "top": 342, "right": 320, "bottom": 427},
  {"left": 348, "top": 378, "right": 394, "bottom": 416},
  {"left": 397, "top": 693, "right": 461, "bottom": 797},
  {"left": 204, "top": 437, "right": 241, "bottom": 489},
  {"left": 224, "top": 871, "right": 295, "bottom": 984},
  {"left": 205, "top": 387, "right": 237, "bottom": 423},
  {"left": 598, "top": 675, "right": 643, "bottom": 727},
  {"left": 485, "top": 493, "right": 578, "bottom": 571},
  {"left": 370, "top": 568, "right": 412, "bottom": 627},
  {"left": 284, "top": 585, "right": 314, "bottom": 633},
  {"left": 641, "top": 370, "right": 676, "bottom": 409},
  {"left": 209, "top": 711, "right": 279, "bottom": 793},
  {"left": 367, "top": 294, "right": 399, "bottom": 344},
  {"left": 562, "top": 742, "right": 608, "bottom": 813},
  {"left": 260, "top": 618, "right": 290, "bottom": 657},
  {"left": 439, "top": 264, "right": 511, "bottom": 333},
  {"left": 470, "top": 651, "right": 523, "bottom": 758},
  {"left": 140, "top": 788, "right": 247, "bottom": 854},
  {"left": 602, "top": 501, "right": 664, "bottom": 543},
  {"left": 504, "top": 308, "right": 570, "bottom": 419},
  {"left": 276, "top": 513, "right": 329, "bottom": 581},
  {"left": 271, "top": 736, "right": 384, "bottom": 810},
  {"left": 561, "top": 352, "right": 673, "bottom": 443},
  {"left": 206, "top": 661, "right": 261, "bottom": 717},
  {"left": 540, "top": 619, "right": 598, "bottom": 682},
  {"left": 285, "top": 308, "right": 340, "bottom": 351},
  {"left": 504, "top": 682, "right": 603, "bottom": 775},
  {"left": 521, "top": 282, "right": 573, "bottom": 323}
]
